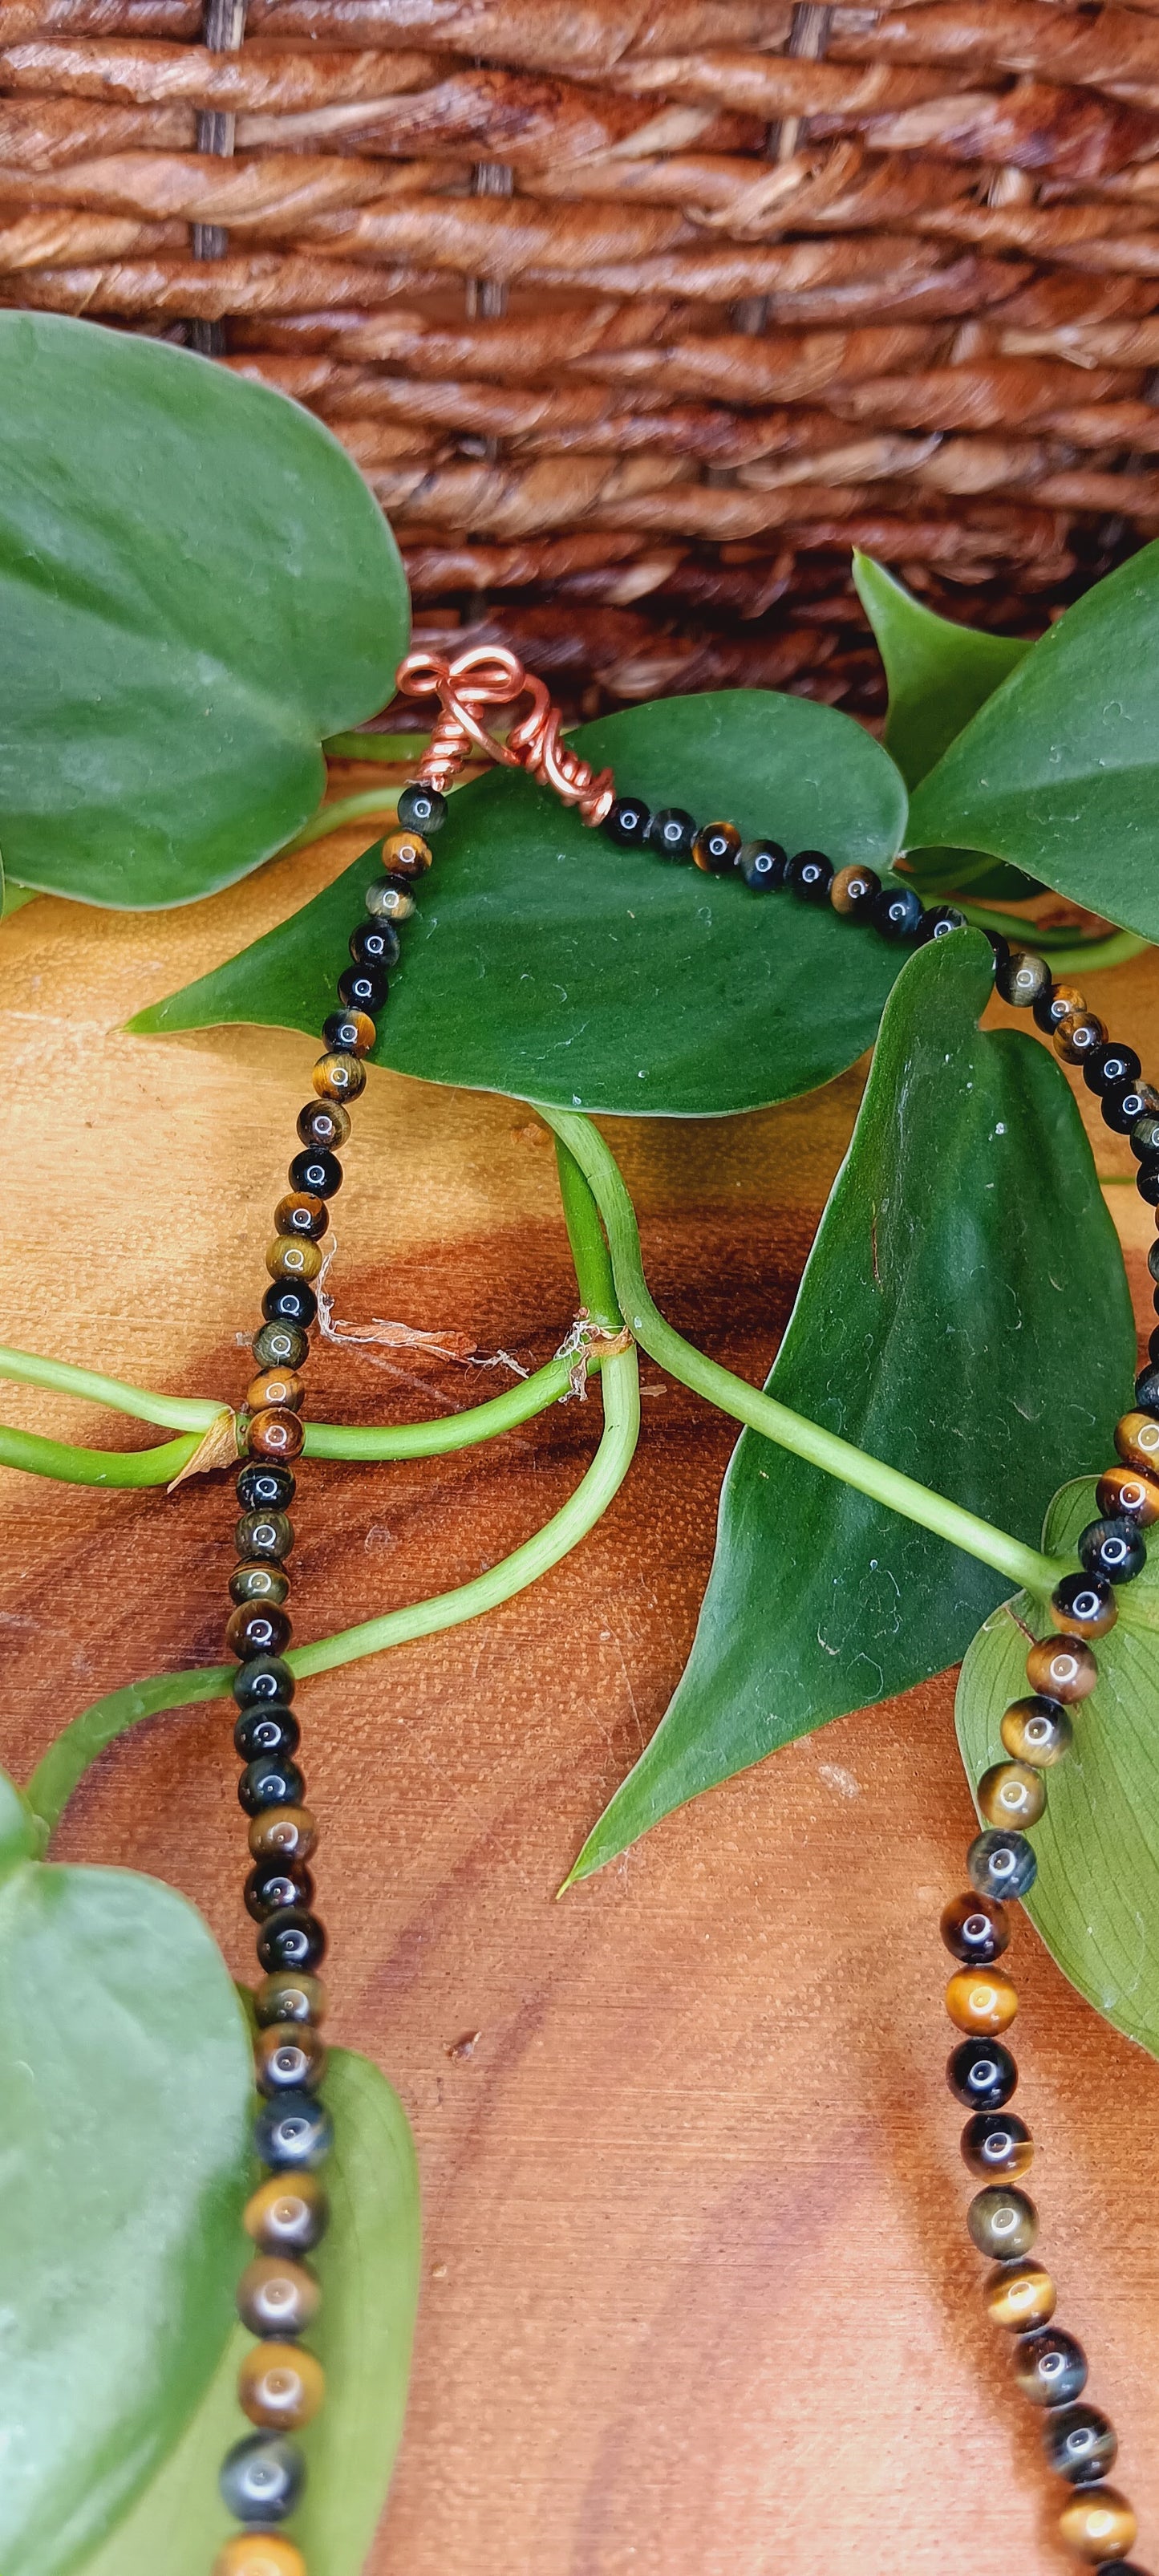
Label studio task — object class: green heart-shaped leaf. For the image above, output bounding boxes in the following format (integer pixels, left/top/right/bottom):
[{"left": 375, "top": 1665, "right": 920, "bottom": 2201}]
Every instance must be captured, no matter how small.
[
  {"left": 853, "top": 551, "right": 1031, "bottom": 793},
  {"left": 567, "top": 931, "right": 1134, "bottom": 1880},
  {"left": 0, "top": 313, "right": 407, "bottom": 910},
  {"left": 130, "top": 692, "right": 909, "bottom": 1115},
  {"left": 957, "top": 1477, "right": 1159, "bottom": 2057},
  {"left": 0, "top": 1832, "right": 253, "bottom": 2576},
  {"left": 77, "top": 2047, "right": 420, "bottom": 2576},
  {"left": 907, "top": 542, "right": 1159, "bottom": 944}
]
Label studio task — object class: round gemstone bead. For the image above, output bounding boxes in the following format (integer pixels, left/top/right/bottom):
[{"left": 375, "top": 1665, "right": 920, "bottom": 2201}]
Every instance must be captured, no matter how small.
[
  {"left": 691, "top": 819, "right": 741, "bottom": 874},
  {"left": 946, "top": 1969, "right": 1018, "bottom": 2037},
  {"left": 252, "top": 1321, "right": 309, "bottom": 1373},
  {"left": 265, "top": 1236, "right": 324, "bottom": 1286},
  {"left": 253, "top": 2091, "right": 334, "bottom": 2172},
  {"left": 238, "top": 2340, "right": 325, "bottom": 2433},
  {"left": 274, "top": 1192, "right": 327, "bottom": 1243},
  {"left": 237, "top": 2253, "right": 321, "bottom": 2341},
  {"left": 397, "top": 781, "right": 447, "bottom": 835},
  {"left": 245, "top": 1860, "right": 314, "bottom": 1923},
  {"left": 1014, "top": 2327, "right": 1088, "bottom": 2408},
  {"left": 1024, "top": 1634, "right": 1098, "bottom": 1702},
  {"left": 1055, "top": 1011, "right": 1107, "bottom": 1065},
  {"left": 960, "top": 2111, "right": 1032, "bottom": 2180},
  {"left": 1033, "top": 979, "right": 1086, "bottom": 1035},
  {"left": 213, "top": 2534, "right": 306, "bottom": 2576},
  {"left": 1116, "top": 1409, "right": 1159, "bottom": 1475},
  {"left": 256, "top": 2022, "right": 327, "bottom": 2095},
  {"left": 738, "top": 838, "right": 787, "bottom": 890},
  {"left": 246, "top": 1370, "right": 305, "bottom": 1417},
  {"left": 1084, "top": 1041, "right": 1141, "bottom": 1096},
  {"left": 1136, "top": 1161, "right": 1159, "bottom": 1207},
  {"left": 1057, "top": 2485, "right": 1137, "bottom": 2562},
  {"left": 997, "top": 949, "right": 1051, "bottom": 1008},
  {"left": 978, "top": 1760, "right": 1046, "bottom": 1831},
  {"left": 247, "top": 1409, "right": 306, "bottom": 1466},
  {"left": 1044, "top": 2403, "right": 1118, "bottom": 2486},
  {"left": 257, "top": 1908, "right": 326, "bottom": 1974},
  {"left": 255, "top": 1971, "right": 326, "bottom": 2029},
  {"left": 233, "top": 1709, "right": 300, "bottom": 1765},
  {"left": 1000, "top": 1698, "right": 1073, "bottom": 1767},
  {"left": 1135, "top": 1362, "right": 1159, "bottom": 1417},
  {"left": 967, "top": 1828, "right": 1037, "bottom": 1901},
  {"left": 947, "top": 2035, "right": 1017, "bottom": 2111},
  {"left": 288, "top": 1149, "right": 342, "bottom": 1201},
  {"left": 985, "top": 2257, "right": 1056, "bottom": 2330},
  {"left": 983, "top": 930, "right": 1010, "bottom": 976},
  {"left": 322, "top": 1007, "right": 375, "bottom": 1057},
  {"left": 1102, "top": 1081, "right": 1159, "bottom": 1135},
  {"left": 313, "top": 1051, "right": 367, "bottom": 1105},
  {"left": 604, "top": 795, "right": 651, "bottom": 849},
  {"left": 647, "top": 808, "right": 696, "bottom": 862},
  {"left": 350, "top": 919, "right": 399, "bottom": 972},
  {"left": 237, "top": 1463, "right": 296, "bottom": 1515},
  {"left": 233, "top": 1657, "right": 294, "bottom": 1710},
  {"left": 296, "top": 1098, "right": 351, "bottom": 1153},
  {"left": 229, "top": 1563, "right": 290, "bottom": 1610},
  {"left": 245, "top": 2170, "right": 329, "bottom": 2253},
  {"left": 381, "top": 826, "right": 432, "bottom": 878},
  {"left": 239, "top": 1756, "right": 306, "bottom": 1816},
  {"left": 918, "top": 903, "right": 967, "bottom": 942},
  {"left": 872, "top": 882, "right": 926, "bottom": 942},
  {"left": 227, "top": 1603, "right": 292, "bottom": 1661},
  {"left": 249, "top": 1806, "right": 317, "bottom": 1866},
  {"left": 1051, "top": 1572, "right": 1117, "bottom": 1637},
  {"left": 219, "top": 2432, "right": 305, "bottom": 2525},
  {"left": 788, "top": 849, "right": 834, "bottom": 903},
  {"left": 261, "top": 1281, "right": 318, "bottom": 1332},
  {"left": 940, "top": 1892, "right": 1009, "bottom": 1964},
  {"left": 1097, "top": 1466, "right": 1159, "bottom": 1527},
  {"left": 1132, "top": 1111, "right": 1159, "bottom": 1161},
  {"left": 1077, "top": 1515, "right": 1147, "bottom": 1584},
  {"left": 236, "top": 1511, "right": 294, "bottom": 1564},
  {"left": 967, "top": 2183, "right": 1036, "bottom": 2260},
  {"left": 365, "top": 876, "right": 415, "bottom": 923},
  {"left": 829, "top": 862, "right": 881, "bottom": 919},
  {"left": 337, "top": 961, "right": 387, "bottom": 1013}
]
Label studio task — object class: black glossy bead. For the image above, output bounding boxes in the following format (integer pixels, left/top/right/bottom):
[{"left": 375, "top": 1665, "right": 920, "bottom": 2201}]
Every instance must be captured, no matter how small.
[
  {"left": 996, "top": 949, "right": 1051, "bottom": 1009},
  {"left": 603, "top": 794, "right": 651, "bottom": 850},
  {"left": 251, "top": 1320, "right": 309, "bottom": 1373},
  {"left": 967, "top": 1828, "right": 1038, "bottom": 1901},
  {"left": 254, "top": 2088, "right": 334, "bottom": 2172},
  {"left": 234, "top": 1706, "right": 301, "bottom": 1764},
  {"left": 1014, "top": 2327, "right": 1088, "bottom": 2409},
  {"left": 397, "top": 781, "right": 447, "bottom": 835},
  {"left": 1042, "top": 2401, "right": 1117, "bottom": 2485},
  {"left": 646, "top": 807, "right": 696, "bottom": 862},
  {"left": 289, "top": 1148, "right": 342, "bottom": 1200},
  {"left": 232, "top": 1655, "right": 295, "bottom": 1710},
  {"left": 739, "top": 838, "right": 788, "bottom": 890},
  {"left": 1052, "top": 1569, "right": 1116, "bottom": 1633},
  {"left": 961, "top": 2110, "right": 1032, "bottom": 2179},
  {"left": 873, "top": 882, "right": 926, "bottom": 943},
  {"left": 982, "top": 928, "right": 1011, "bottom": 975},
  {"left": 336, "top": 963, "right": 387, "bottom": 1012},
  {"left": 1137, "top": 1363, "right": 1159, "bottom": 1417},
  {"left": 237, "top": 1462, "right": 296, "bottom": 1515},
  {"left": 1136, "top": 1158, "right": 1159, "bottom": 1207},
  {"left": 918, "top": 903, "right": 967, "bottom": 942},
  {"left": 1084, "top": 1040, "right": 1141, "bottom": 1097},
  {"left": 947, "top": 2036, "right": 1017, "bottom": 2111},
  {"left": 239, "top": 1757, "right": 306, "bottom": 1816},
  {"left": 262, "top": 1280, "right": 318, "bottom": 1331},
  {"left": 236, "top": 1509, "right": 293, "bottom": 1564},
  {"left": 1102, "top": 1081, "right": 1159, "bottom": 1135},
  {"left": 788, "top": 849, "right": 834, "bottom": 903},
  {"left": 1077, "top": 1515, "right": 1147, "bottom": 1583},
  {"left": 1132, "top": 1112, "right": 1159, "bottom": 1162},
  {"left": 350, "top": 919, "right": 399, "bottom": 972},
  {"left": 941, "top": 1891, "right": 1009, "bottom": 1964},
  {"left": 219, "top": 2431, "right": 305, "bottom": 2524},
  {"left": 245, "top": 1859, "right": 314, "bottom": 1922},
  {"left": 257, "top": 1907, "right": 327, "bottom": 1973},
  {"left": 1033, "top": 981, "right": 1074, "bottom": 1034}
]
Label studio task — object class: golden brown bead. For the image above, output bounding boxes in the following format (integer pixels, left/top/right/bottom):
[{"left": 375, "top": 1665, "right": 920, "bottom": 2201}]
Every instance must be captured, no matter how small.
[
  {"left": 382, "top": 825, "right": 432, "bottom": 878},
  {"left": 1054, "top": 1009, "right": 1107, "bottom": 1065},
  {"left": 1097, "top": 1465, "right": 1159, "bottom": 1526},
  {"left": 978, "top": 1761, "right": 1046, "bottom": 1830},
  {"left": 238, "top": 2339, "right": 326, "bottom": 2432},
  {"left": 225, "top": 1600, "right": 291, "bottom": 1660},
  {"left": 246, "top": 1407, "right": 306, "bottom": 1465},
  {"left": 1058, "top": 2485, "right": 1137, "bottom": 2562},
  {"left": 246, "top": 1369, "right": 306, "bottom": 1417},
  {"left": 249, "top": 1806, "right": 318, "bottom": 1866},
  {"left": 313, "top": 1049, "right": 367, "bottom": 1105},
  {"left": 941, "top": 1891, "right": 1008, "bottom": 1963},
  {"left": 1052, "top": 1576, "right": 1116, "bottom": 1641},
  {"left": 829, "top": 862, "right": 881, "bottom": 917},
  {"left": 256, "top": 2021, "right": 327, "bottom": 2095},
  {"left": 255, "top": 1970, "right": 326, "bottom": 2026},
  {"left": 213, "top": 2539, "right": 306, "bottom": 2576},
  {"left": 229, "top": 1561, "right": 290, "bottom": 1610},
  {"left": 326, "top": 1007, "right": 376, "bottom": 1056},
  {"left": 298, "top": 1097, "right": 351, "bottom": 1150},
  {"left": 1115, "top": 1409, "right": 1159, "bottom": 1476},
  {"left": 274, "top": 1191, "right": 328, "bottom": 1243},
  {"left": 244, "top": 2171, "right": 329, "bottom": 2255},
  {"left": 237, "top": 2252, "right": 321, "bottom": 2340},
  {"left": 265, "top": 1234, "right": 324, "bottom": 1285},
  {"left": 365, "top": 876, "right": 415, "bottom": 923},
  {"left": 1024, "top": 1635, "right": 1098, "bottom": 1703},
  {"left": 1000, "top": 1698, "right": 1072, "bottom": 1767},
  {"left": 984, "top": 2257, "right": 1056, "bottom": 2331},
  {"left": 946, "top": 1969, "right": 1018, "bottom": 2036}
]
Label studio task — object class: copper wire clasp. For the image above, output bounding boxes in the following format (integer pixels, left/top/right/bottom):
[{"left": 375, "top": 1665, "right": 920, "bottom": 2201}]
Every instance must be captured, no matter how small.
[{"left": 395, "top": 644, "right": 614, "bottom": 826}]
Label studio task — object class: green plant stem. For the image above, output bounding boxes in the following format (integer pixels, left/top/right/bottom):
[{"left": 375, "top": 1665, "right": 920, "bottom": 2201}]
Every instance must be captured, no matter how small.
[
  {"left": 322, "top": 732, "right": 431, "bottom": 763},
  {"left": 0, "top": 1345, "right": 224, "bottom": 1431},
  {"left": 958, "top": 906, "right": 1149, "bottom": 974},
  {"left": 0, "top": 1426, "right": 202, "bottom": 1487},
  {"left": 281, "top": 790, "right": 399, "bottom": 856},
  {"left": 542, "top": 1110, "right": 1072, "bottom": 1600}
]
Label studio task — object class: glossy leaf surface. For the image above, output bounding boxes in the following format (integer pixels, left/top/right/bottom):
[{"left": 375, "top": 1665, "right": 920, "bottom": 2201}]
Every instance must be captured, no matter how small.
[
  {"left": 78, "top": 2047, "right": 420, "bottom": 2575},
  {"left": 0, "top": 314, "right": 407, "bottom": 909},
  {"left": 853, "top": 552, "right": 1031, "bottom": 792},
  {"left": 0, "top": 1819, "right": 253, "bottom": 2576},
  {"left": 957, "top": 1477, "right": 1159, "bottom": 2059},
  {"left": 907, "top": 542, "right": 1159, "bottom": 943},
  {"left": 569, "top": 932, "right": 1134, "bottom": 1879},
  {"left": 131, "top": 692, "right": 909, "bottom": 1115}
]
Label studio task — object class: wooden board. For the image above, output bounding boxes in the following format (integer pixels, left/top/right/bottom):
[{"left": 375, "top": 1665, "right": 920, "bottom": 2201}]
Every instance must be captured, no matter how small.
[{"left": 3, "top": 835, "right": 1159, "bottom": 2576}]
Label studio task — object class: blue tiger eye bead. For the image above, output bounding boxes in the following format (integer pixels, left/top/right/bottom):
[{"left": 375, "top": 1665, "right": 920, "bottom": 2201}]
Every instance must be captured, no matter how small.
[
  {"left": 257, "top": 1907, "right": 326, "bottom": 1974},
  {"left": 603, "top": 794, "right": 651, "bottom": 850},
  {"left": 739, "top": 838, "right": 788, "bottom": 890},
  {"left": 918, "top": 903, "right": 967, "bottom": 943},
  {"left": 787, "top": 849, "right": 833, "bottom": 903},
  {"left": 873, "top": 882, "right": 926, "bottom": 943},
  {"left": 646, "top": 807, "right": 696, "bottom": 862},
  {"left": 1014, "top": 2327, "right": 1088, "bottom": 2408},
  {"left": 967, "top": 1828, "right": 1038, "bottom": 1901},
  {"left": 1076, "top": 1515, "right": 1147, "bottom": 1584},
  {"left": 233, "top": 1656, "right": 295, "bottom": 1710},
  {"left": 397, "top": 781, "right": 446, "bottom": 835},
  {"left": 1042, "top": 2400, "right": 1117, "bottom": 2485},
  {"left": 947, "top": 2036, "right": 1017, "bottom": 2111},
  {"left": 1102, "top": 1080, "right": 1159, "bottom": 1135},
  {"left": 239, "top": 1757, "right": 306, "bottom": 1816},
  {"left": 254, "top": 2090, "right": 334, "bottom": 2172},
  {"left": 233, "top": 1707, "right": 300, "bottom": 1764},
  {"left": 219, "top": 2431, "right": 305, "bottom": 2523},
  {"left": 1084, "top": 1040, "right": 1141, "bottom": 1097}
]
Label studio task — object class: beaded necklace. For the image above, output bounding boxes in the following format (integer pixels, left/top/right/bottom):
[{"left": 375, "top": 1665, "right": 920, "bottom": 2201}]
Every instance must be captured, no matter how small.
[{"left": 210, "top": 647, "right": 1157, "bottom": 2576}]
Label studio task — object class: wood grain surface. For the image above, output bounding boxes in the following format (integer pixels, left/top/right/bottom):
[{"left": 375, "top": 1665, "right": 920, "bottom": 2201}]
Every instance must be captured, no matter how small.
[{"left": 3, "top": 836, "right": 1159, "bottom": 2576}]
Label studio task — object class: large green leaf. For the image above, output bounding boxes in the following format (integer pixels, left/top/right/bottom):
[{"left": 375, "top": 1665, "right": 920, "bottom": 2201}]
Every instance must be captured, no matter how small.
[
  {"left": 0, "top": 314, "right": 407, "bottom": 909},
  {"left": 853, "top": 551, "right": 1031, "bottom": 793},
  {"left": 957, "top": 1478, "right": 1159, "bottom": 2059},
  {"left": 0, "top": 1802, "right": 253, "bottom": 2576},
  {"left": 907, "top": 542, "right": 1159, "bottom": 944},
  {"left": 129, "top": 692, "right": 910, "bottom": 1116},
  {"left": 78, "top": 2048, "right": 420, "bottom": 2576},
  {"left": 567, "top": 931, "right": 1134, "bottom": 1880}
]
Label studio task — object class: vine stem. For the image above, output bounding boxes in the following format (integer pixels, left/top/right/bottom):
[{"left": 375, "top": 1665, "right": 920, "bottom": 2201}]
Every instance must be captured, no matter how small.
[
  {"left": 542, "top": 1110, "right": 1072, "bottom": 1601},
  {"left": 280, "top": 789, "right": 399, "bottom": 856}
]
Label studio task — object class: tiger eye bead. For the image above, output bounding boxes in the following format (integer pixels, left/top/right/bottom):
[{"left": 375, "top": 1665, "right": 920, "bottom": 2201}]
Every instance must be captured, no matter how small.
[
  {"left": 246, "top": 1409, "right": 306, "bottom": 1466},
  {"left": 262, "top": 1280, "right": 317, "bottom": 1332},
  {"left": 229, "top": 1561, "right": 290, "bottom": 1610},
  {"left": 312, "top": 1050, "right": 367, "bottom": 1105},
  {"left": 1015, "top": 2327, "right": 1088, "bottom": 2408},
  {"left": 237, "top": 2253, "right": 321, "bottom": 2340},
  {"left": 918, "top": 903, "right": 968, "bottom": 943},
  {"left": 1024, "top": 1634, "right": 1098, "bottom": 1703},
  {"left": 253, "top": 2090, "right": 334, "bottom": 2172},
  {"left": 941, "top": 1892, "right": 1009, "bottom": 1963},
  {"left": 961, "top": 2111, "right": 1033, "bottom": 2180},
  {"left": 648, "top": 807, "right": 696, "bottom": 862},
  {"left": 233, "top": 1709, "right": 300, "bottom": 1765},
  {"left": 381, "top": 826, "right": 432, "bottom": 878},
  {"left": 238, "top": 1756, "right": 305, "bottom": 1815},
  {"left": 1103, "top": 1080, "right": 1159, "bottom": 1136},
  {"left": 829, "top": 862, "right": 881, "bottom": 919},
  {"left": 968, "top": 1828, "right": 1038, "bottom": 1901},
  {"left": 252, "top": 1320, "right": 309, "bottom": 1373},
  {"left": 397, "top": 781, "right": 447, "bottom": 835},
  {"left": 255, "top": 2021, "right": 327, "bottom": 2095},
  {"left": 257, "top": 1908, "right": 326, "bottom": 1974},
  {"left": 322, "top": 1008, "right": 376, "bottom": 1057},
  {"left": 997, "top": 949, "right": 1051, "bottom": 1009},
  {"left": 1055, "top": 1010, "right": 1108, "bottom": 1065},
  {"left": 364, "top": 876, "right": 415, "bottom": 923},
  {"left": 1044, "top": 2402, "right": 1118, "bottom": 2486},
  {"left": 1135, "top": 1362, "right": 1159, "bottom": 1416},
  {"left": 691, "top": 819, "right": 741, "bottom": 874},
  {"left": 1051, "top": 1572, "right": 1117, "bottom": 1638},
  {"left": 978, "top": 1760, "right": 1046, "bottom": 1830},
  {"left": 227, "top": 1602, "right": 293, "bottom": 1662},
  {"left": 946, "top": 1968, "right": 1019, "bottom": 2037},
  {"left": 274, "top": 1194, "right": 327, "bottom": 1244},
  {"left": 288, "top": 1149, "right": 342, "bottom": 1202},
  {"left": 239, "top": 2340, "right": 326, "bottom": 2433},
  {"left": 1116, "top": 1409, "right": 1159, "bottom": 1476},
  {"left": 237, "top": 1462, "right": 296, "bottom": 1514},
  {"left": 1058, "top": 2485, "right": 1137, "bottom": 2562},
  {"left": 1084, "top": 1041, "right": 1141, "bottom": 1098},
  {"left": 967, "top": 2184, "right": 1037, "bottom": 2260},
  {"left": 947, "top": 2036, "right": 1017, "bottom": 2111},
  {"left": 218, "top": 2432, "right": 304, "bottom": 2525},
  {"left": 873, "top": 882, "right": 926, "bottom": 943},
  {"left": 985, "top": 2256, "right": 1056, "bottom": 2330},
  {"left": 738, "top": 838, "right": 787, "bottom": 890},
  {"left": 296, "top": 1098, "right": 351, "bottom": 1152},
  {"left": 245, "top": 2171, "right": 329, "bottom": 2254},
  {"left": 233, "top": 1657, "right": 294, "bottom": 1710},
  {"left": 788, "top": 848, "right": 834, "bottom": 903},
  {"left": 213, "top": 2536, "right": 306, "bottom": 2576},
  {"left": 246, "top": 1370, "right": 305, "bottom": 1418},
  {"left": 265, "top": 1236, "right": 324, "bottom": 1287},
  {"left": 255, "top": 1970, "right": 326, "bottom": 2028},
  {"left": 1033, "top": 979, "right": 1086, "bottom": 1035},
  {"left": 1077, "top": 1515, "right": 1147, "bottom": 1584},
  {"left": 249, "top": 1806, "right": 317, "bottom": 1866},
  {"left": 236, "top": 1510, "right": 294, "bottom": 1564},
  {"left": 245, "top": 1860, "right": 314, "bottom": 1923},
  {"left": 1097, "top": 1466, "right": 1159, "bottom": 1527},
  {"left": 1000, "top": 1698, "right": 1073, "bottom": 1767},
  {"left": 350, "top": 918, "right": 399, "bottom": 971}
]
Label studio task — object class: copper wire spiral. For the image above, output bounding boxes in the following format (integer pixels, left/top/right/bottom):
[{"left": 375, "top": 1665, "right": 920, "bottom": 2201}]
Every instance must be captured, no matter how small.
[{"left": 395, "top": 644, "right": 614, "bottom": 824}]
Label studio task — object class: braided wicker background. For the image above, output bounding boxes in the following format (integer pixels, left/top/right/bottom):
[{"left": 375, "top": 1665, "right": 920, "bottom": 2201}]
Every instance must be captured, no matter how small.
[{"left": 5, "top": 0, "right": 1159, "bottom": 720}]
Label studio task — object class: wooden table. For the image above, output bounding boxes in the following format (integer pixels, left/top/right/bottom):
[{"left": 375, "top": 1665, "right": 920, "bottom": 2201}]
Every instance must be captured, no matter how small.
[{"left": 3, "top": 830, "right": 1159, "bottom": 2576}]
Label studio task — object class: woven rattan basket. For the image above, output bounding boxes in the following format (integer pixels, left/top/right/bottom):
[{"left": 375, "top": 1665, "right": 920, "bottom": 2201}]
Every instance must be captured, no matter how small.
[{"left": 4, "top": 0, "right": 1159, "bottom": 720}]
